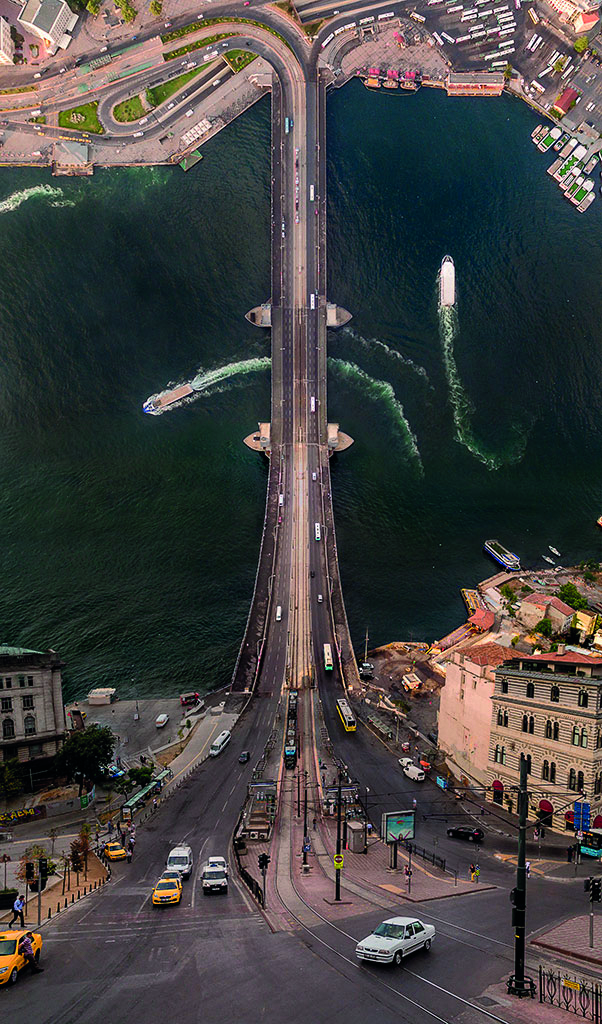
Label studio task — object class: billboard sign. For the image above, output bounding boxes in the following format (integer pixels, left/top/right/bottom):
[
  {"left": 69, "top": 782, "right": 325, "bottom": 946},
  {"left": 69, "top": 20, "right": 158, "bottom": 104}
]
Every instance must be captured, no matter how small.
[{"left": 381, "top": 810, "right": 415, "bottom": 843}]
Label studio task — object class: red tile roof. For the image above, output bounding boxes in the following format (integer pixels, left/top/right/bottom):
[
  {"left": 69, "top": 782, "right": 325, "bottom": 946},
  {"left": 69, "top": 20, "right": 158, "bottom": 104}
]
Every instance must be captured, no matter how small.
[
  {"left": 553, "top": 87, "right": 579, "bottom": 115},
  {"left": 462, "top": 643, "right": 511, "bottom": 668},
  {"left": 548, "top": 596, "right": 575, "bottom": 616},
  {"left": 522, "top": 593, "right": 575, "bottom": 616},
  {"left": 527, "top": 651, "right": 602, "bottom": 665},
  {"left": 468, "top": 609, "right": 495, "bottom": 630}
]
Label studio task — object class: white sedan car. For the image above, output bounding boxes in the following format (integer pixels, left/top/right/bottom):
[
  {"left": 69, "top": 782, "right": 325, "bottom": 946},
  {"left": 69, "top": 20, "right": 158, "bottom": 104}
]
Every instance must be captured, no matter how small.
[
  {"left": 356, "top": 917, "right": 435, "bottom": 966},
  {"left": 155, "top": 713, "right": 169, "bottom": 728}
]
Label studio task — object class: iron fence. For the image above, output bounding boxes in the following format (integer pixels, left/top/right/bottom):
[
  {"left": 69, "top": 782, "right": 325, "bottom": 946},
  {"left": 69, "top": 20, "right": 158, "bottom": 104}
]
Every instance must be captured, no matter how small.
[
  {"left": 405, "top": 841, "right": 446, "bottom": 873},
  {"left": 539, "top": 967, "right": 601, "bottom": 1022}
]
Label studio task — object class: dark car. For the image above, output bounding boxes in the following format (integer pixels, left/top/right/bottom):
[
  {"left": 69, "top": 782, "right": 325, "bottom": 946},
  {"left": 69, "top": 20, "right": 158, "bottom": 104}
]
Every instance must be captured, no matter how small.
[
  {"left": 447, "top": 826, "right": 484, "bottom": 843},
  {"left": 239, "top": 751, "right": 250, "bottom": 764}
]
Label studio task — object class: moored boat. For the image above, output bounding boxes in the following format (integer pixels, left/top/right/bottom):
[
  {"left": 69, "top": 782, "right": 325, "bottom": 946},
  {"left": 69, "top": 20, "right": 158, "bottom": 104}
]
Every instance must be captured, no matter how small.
[{"left": 483, "top": 539, "right": 521, "bottom": 571}]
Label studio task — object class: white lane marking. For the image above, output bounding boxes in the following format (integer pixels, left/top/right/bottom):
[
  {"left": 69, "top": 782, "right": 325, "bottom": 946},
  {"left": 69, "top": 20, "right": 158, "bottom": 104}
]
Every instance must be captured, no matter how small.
[
  {"left": 135, "top": 892, "right": 152, "bottom": 917},
  {"left": 191, "top": 836, "right": 210, "bottom": 910}
]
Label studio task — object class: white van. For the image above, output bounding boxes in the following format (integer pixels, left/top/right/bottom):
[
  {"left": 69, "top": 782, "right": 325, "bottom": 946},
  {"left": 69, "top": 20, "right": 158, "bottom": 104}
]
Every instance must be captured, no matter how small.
[
  {"left": 310, "top": 396, "right": 315, "bottom": 412},
  {"left": 210, "top": 729, "right": 231, "bottom": 756},
  {"left": 166, "top": 844, "right": 193, "bottom": 879},
  {"left": 276, "top": 605, "right": 282, "bottom": 621},
  {"left": 279, "top": 493, "right": 284, "bottom": 506}
]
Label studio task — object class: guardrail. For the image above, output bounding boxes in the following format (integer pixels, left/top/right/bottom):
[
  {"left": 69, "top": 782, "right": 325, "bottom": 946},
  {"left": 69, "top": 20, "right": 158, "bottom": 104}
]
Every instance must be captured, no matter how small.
[
  {"left": 232, "top": 811, "right": 265, "bottom": 908},
  {"left": 405, "top": 841, "right": 447, "bottom": 874},
  {"left": 539, "top": 967, "right": 600, "bottom": 1020}
]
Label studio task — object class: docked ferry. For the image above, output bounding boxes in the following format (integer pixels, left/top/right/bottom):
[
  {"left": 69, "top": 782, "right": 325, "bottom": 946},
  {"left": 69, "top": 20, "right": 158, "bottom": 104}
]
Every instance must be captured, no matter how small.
[{"left": 483, "top": 539, "right": 521, "bottom": 571}]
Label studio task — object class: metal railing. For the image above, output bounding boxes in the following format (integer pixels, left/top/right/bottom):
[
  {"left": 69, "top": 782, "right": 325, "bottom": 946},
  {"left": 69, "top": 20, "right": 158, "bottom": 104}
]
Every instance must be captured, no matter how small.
[
  {"left": 539, "top": 968, "right": 601, "bottom": 1021},
  {"left": 405, "top": 841, "right": 446, "bottom": 873}
]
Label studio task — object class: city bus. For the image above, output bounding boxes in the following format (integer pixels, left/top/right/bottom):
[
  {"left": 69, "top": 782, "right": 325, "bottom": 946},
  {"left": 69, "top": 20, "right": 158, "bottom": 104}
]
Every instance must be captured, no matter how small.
[
  {"left": 528, "top": 5, "right": 539, "bottom": 22},
  {"left": 323, "top": 643, "right": 333, "bottom": 670},
  {"left": 410, "top": 10, "right": 426, "bottom": 21},
  {"left": 579, "top": 829, "right": 602, "bottom": 858},
  {"left": 285, "top": 117, "right": 290, "bottom": 134},
  {"left": 336, "top": 697, "right": 356, "bottom": 731},
  {"left": 315, "top": 522, "right": 321, "bottom": 541}
]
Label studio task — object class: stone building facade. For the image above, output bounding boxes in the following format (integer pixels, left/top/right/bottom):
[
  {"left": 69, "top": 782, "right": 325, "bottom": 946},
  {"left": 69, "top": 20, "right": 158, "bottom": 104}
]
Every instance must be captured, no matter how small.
[
  {"left": 487, "top": 650, "right": 602, "bottom": 832},
  {"left": 0, "top": 646, "right": 66, "bottom": 766}
]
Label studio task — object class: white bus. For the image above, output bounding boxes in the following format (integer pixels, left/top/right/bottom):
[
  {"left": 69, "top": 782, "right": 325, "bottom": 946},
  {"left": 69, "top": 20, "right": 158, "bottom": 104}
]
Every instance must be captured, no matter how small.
[
  {"left": 310, "top": 396, "right": 316, "bottom": 412},
  {"left": 309, "top": 184, "right": 315, "bottom": 201},
  {"left": 276, "top": 605, "right": 282, "bottom": 621},
  {"left": 310, "top": 293, "right": 315, "bottom": 310},
  {"left": 410, "top": 11, "right": 425, "bottom": 21},
  {"left": 315, "top": 522, "right": 321, "bottom": 541},
  {"left": 442, "top": 31, "right": 456, "bottom": 42},
  {"left": 321, "top": 32, "right": 334, "bottom": 47},
  {"left": 528, "top": 5, "right": 539, "bottom": 21}
]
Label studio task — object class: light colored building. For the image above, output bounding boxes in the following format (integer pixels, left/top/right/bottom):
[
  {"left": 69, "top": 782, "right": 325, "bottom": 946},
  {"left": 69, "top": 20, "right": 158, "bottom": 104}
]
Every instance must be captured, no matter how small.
[
  {"left": 487, "top": 649, "right": 602, "bottom": 832},
  {"left": 446, "top": 72, "right": 505, "bottom": 96},
  {"left": 0, "top": 646, "right": 66, "bottom": 766},
  {"left": 438, "top": 643, "right": 510, "bottom": 789},
  {"left": 547, "top": 0, "right": 599, "bottom": 23},
  {"left": 518, "top": 593, "right": 574, "bottom": 634},
  {"left": 575, "top": 9, "right": 600, "bottom": 31},
  {"left": 0, "top": 16, "right": 14, "bottom": 64},
  {"left": 18, "top": 0, "right": 78, "bottom": 50}
]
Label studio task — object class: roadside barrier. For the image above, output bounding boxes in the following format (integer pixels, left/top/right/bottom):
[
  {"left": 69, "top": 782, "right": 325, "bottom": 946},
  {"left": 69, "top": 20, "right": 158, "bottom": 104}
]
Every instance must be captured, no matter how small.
[{"left": 232, "top": 809, "right": 265, "bottom": 909}]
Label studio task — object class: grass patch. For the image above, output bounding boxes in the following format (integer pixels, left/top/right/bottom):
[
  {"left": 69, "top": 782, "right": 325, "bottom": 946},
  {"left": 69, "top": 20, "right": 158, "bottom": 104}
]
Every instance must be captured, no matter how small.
[
  {"left": 224, "top": 49, "right": 257, "bottom": 72},
  {"left": 0, "top": 84, "right": 37, "bottom": 94},
  {"left": 146, "top": 68, "right": 202, "bottom": 107},
  {"left": 164, "top": 32, "right": 234, "bottom": 60},
  {"left": 161, "top": 17, "right": 290, "bottom": 51},
  {"left": 58, "top": 101, "right": 104, "bottom": 135},
  {"left": 112, "top": 94, "right": 145, "bottom": 122},
  {"left": 301, "top": 19, "right": 324, "bottom": 36},
  {"left": 29, "top": 115, "right": 46, "bottom": 124},
  {"left": 274, "top": 0, "right": 297, "bottom": 15}
]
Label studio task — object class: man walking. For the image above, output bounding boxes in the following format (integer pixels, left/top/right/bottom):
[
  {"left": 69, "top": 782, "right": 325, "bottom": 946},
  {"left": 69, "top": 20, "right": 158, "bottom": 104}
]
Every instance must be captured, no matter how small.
[
  {"left": 18, "top": 932, "right": 43, "bottom": 973},
  {"left": 9, "top": 894, "right": 25, "bottom": 929},
  {"left": 127, "top": 840, "right": 133, "bottom": 864}
]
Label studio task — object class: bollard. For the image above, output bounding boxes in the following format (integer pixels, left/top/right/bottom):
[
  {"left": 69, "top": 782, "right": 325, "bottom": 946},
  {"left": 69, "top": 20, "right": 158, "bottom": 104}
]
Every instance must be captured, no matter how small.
[
  {"left": 57, "top": 902, "right": 60, "bottom": 914},
  {"left": 78, "top": 890, "right": 81, "bottom": 899},
  {"left": 48, "top": 908, "right": 51, "bottom": 919},
  {"left": 64, "top": 898, "right": 68, "bottom": 909},
  {"left": 71, "top": 893, "right": 74, "bottom": 903}
]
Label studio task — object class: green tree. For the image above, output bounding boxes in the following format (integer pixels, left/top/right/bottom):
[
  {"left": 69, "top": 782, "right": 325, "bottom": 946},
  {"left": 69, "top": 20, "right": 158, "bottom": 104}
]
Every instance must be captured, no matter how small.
[
  {"left": 122, "top": 3, "right": 137, "bottom": 21},
  {"left": 86, "top": 0, "right": 101, "bottom": 13},
  {"left": 150, "top": 0, "right": 162, "bottom": 14},
  {"left": 534, "top": 617, "right": 553, "bottom": 637},
  {"left": 55, "top": 724, "right": 114, "bottom": 795},
  {"left": 503, "top": 62, "right": 512, "bottom": 81},
  {"left": 500, "top": 583, "right": 515, "bottom": 601},
  {"left": 554, "top": 58, "right": 565, "bottom": 73},
  {"left": 574, "top": 35, "right": 589, "bottom": 53},
  {"left": 0, "top": 759, "right": 22, "bottom": 802},
  {"left": 127, "top": 765, "right": 153, "bottom": 788},
  {"left": 557, "top": 581, "right": 588, "bottom": 610}
]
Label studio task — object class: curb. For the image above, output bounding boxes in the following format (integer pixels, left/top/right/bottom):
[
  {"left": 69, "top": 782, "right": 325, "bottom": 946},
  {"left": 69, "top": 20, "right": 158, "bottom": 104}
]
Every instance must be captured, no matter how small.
[{"left": 531, "top": 938, "right": 602, "bottom": 968}]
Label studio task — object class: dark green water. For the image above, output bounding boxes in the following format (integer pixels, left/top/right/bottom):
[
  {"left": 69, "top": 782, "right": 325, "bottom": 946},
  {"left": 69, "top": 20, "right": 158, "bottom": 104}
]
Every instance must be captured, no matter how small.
[{"left": 1, "top": 84, "right": 601, "bottom": 700}]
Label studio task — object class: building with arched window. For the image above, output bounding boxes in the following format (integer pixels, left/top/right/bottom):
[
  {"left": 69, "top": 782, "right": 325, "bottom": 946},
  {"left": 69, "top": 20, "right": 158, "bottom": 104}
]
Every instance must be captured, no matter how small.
[
  {"left": 0, "top": 646, "right": 66, "bottom": 780},
  {"left": 487, "top": 649, "right": 602, "bottom": 833}
]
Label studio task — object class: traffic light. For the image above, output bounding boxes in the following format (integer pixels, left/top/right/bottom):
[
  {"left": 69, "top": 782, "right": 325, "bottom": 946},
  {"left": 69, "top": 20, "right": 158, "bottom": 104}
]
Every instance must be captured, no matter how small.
[
  {"left": 592, "top": 878, "right": 602, "bottom": 903},
  {"left": 258, "top": 853, "right": 270, "bottom": 871},
  {"left": 25, "top": 862, "right": 34, "bottom": 882},
  {"left": 39, "top": 857, "right": 48, "bottom": 879}
]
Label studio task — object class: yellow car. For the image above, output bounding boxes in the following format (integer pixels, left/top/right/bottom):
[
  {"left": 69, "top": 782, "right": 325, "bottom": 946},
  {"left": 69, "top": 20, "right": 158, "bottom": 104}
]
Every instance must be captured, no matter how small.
[
  {"left": 152, "top": 878, "right": 182, "bottom": 906},
  {"left": 104, "top": 841, "right": 127, "bottom": 861},
  {"left": 0, "top": 930, "right": 42, "bottom": 986}
]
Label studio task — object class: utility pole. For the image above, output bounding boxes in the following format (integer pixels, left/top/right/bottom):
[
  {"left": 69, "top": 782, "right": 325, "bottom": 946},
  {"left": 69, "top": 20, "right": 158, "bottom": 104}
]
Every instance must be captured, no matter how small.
[
  {"left": 303, "top": 772, "right": 309, "bottom": 866},
  {"left": 335, "top": 772, "right": 342, "bottom": 901},
  {"left": 584, "top": 877, "right": 602, "bottom": 948},
  {"left": 297, "top": 771, "right": 300, "bottom": 818},
  {"left": 508, "top": 754, "right": 535, "bottom": 997},
  {"left": 363, "top": 786, "right": 370, "bottom": 853}
]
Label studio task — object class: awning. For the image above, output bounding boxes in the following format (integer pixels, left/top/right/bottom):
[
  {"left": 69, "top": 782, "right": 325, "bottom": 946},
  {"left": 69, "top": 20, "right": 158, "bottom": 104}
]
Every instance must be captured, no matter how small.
[
  {"left": 539, "top": 800, "right": 554, "bottom": 813},
  {"left": 492, "top": 780, "right": 504, "bottom": 791},
  {"left": 565, "top": 810, "right": 574, "bottom": 823}
]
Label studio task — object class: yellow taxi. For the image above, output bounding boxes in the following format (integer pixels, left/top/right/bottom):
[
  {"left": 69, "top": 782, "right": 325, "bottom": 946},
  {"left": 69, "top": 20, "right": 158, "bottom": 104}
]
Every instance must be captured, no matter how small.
[
  {"left": 152, "top": 877, "right": 182, "bottom": 906},
  {"left": 104, "top": 841, "right": 127, "bottom": 861},
  {"left": 0, "top": 930, "right": 42, "bottom": 986}
]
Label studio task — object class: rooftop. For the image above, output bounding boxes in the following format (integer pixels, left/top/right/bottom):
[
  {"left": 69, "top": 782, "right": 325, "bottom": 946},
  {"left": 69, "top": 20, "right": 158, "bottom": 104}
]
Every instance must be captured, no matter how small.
[
  {"left": 461, "top": 642, "right": 511, "bottom": 668},
  {"left": 20, "top": 0, "right": 65, "bottom": 32},
  {"left": 468, "top": 609, "right": 495, "bottom": 631},
  {"left": 554, "top": 87, "right": 580, "bottom": 114}
]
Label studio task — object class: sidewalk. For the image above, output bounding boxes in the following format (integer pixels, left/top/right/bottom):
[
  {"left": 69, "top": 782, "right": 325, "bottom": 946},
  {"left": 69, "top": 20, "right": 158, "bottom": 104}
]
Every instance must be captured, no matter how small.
[
  {"left": 0, "top": 852, "right": 108, "bottom": 930},
  {"left": 531, "top": 915, "right": 602, "bottom": 967}
]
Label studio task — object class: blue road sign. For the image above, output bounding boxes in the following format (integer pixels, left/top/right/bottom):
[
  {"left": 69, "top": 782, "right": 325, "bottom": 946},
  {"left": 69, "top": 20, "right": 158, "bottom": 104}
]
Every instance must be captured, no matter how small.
[{"left": 574, "top": 802, "right": 591, "bottom": 831}]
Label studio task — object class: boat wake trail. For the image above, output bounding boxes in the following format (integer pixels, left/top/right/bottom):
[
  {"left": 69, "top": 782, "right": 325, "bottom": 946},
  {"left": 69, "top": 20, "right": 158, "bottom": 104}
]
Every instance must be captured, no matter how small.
[
  {"left": 0, "top": 184, "right": 72, "bottom": 215},
  {"left": 438, "top": 303, "right": 527, "bottom": 470},
  {"left": 190, "top": 356, "right": 271, "bottom": 394},
  {"left": 341, "top": 326, "right": 431, "bottom": 386},
  {"left": 328, "top": 358, "right": 423, "bottom": 473},
  {"left": 145, "top": 356, "right": 271, "bottom": 415}
]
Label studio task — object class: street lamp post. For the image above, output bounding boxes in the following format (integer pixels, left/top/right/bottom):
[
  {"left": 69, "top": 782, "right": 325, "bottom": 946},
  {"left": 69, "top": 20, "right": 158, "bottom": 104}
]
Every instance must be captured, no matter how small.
[
  {"left": 303, "top": 772, "right": 309, "bottom": 866},
  {"left": 507, "top": 754, "right": 535, "bottom": 998},
  {"left": 364, "top": 786, "right": 370, "bottom": 854},
  {"left": 335, "top": 772, "right": 342, "bottom": 901}
]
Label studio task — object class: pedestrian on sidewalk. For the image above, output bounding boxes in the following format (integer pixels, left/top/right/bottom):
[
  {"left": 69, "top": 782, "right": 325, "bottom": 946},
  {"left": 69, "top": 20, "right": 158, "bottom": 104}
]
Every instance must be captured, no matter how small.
[
  {"left": 107, "top": 819, "right": 113, "bottom": 835},
  {"left": 9, "top": 894, "right": 25, "bottom": 928},
  {"left": 525, "top": 860, "right": 531, "bottom": 878},
  {"left": 153, "top": 797, "right": 158, "bottom": 811},
  {"left": 18, "top": 932, "right": 43, "bottom": 973},
  {"left": 119, "top": 829, "right": 126, "bottom": 847},
  {"left": 127, "top": 841, "right": 133, "bottom": 864},
  {"left": 313, "top": 817, "right": 317, "bottom": 831},
  {"left": 469, "top": 862, "right": 475, "bottom": 882}
]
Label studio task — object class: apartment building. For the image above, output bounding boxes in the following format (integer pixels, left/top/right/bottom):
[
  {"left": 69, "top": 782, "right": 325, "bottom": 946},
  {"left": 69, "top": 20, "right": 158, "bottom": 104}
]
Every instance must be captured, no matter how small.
[
  {"left": 438, "top": 643, "right": 510, "bottom": 790},
  {"left": 0, "top": 16, "right": 14, "bottom": 64},
  {"left": 487, "top": 649, "right": 602, "bottom": 832},
  {"left": 0, "top": 646, "right": 67, "bottom": 768},
  {"left": 18, "top": 0, "right": 78, "bottom": 50}
]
